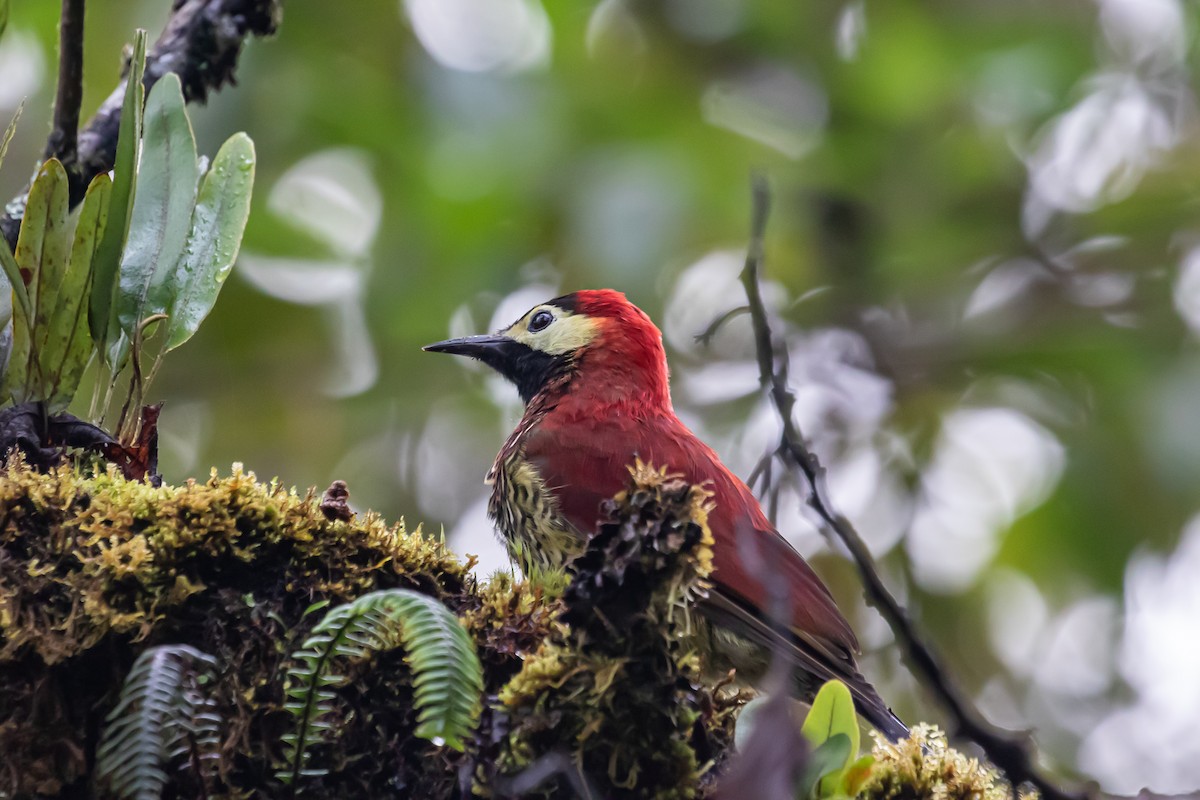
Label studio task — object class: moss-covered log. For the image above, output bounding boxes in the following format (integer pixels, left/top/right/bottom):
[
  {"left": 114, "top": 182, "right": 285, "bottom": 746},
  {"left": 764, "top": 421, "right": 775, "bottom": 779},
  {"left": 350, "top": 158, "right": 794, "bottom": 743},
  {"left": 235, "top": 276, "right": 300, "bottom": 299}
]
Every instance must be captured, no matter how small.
[{"left": 0, "top": 458, "right": 1014, "bottom": 799}]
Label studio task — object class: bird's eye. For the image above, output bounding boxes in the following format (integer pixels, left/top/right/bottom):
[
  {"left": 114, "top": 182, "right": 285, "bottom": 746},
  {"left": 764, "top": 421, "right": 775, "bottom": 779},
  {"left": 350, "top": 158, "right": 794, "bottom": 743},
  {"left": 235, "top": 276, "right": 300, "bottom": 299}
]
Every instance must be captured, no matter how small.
[{"left": 528, "top": 309, "right": 554, "bottom": 332}]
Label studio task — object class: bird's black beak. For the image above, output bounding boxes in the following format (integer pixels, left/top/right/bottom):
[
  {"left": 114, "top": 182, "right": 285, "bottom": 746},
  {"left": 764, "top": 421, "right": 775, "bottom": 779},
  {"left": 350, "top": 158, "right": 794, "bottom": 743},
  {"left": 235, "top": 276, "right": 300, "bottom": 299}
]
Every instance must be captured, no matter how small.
[
  {"left": 423, "top": 334, "right": 512, "bottom": 360},
  {"left": 423, "top": 333, "right": 528, "bottom": 376},
  {"left": 424, "top": 333, "right": 565, "bottom": 405}
]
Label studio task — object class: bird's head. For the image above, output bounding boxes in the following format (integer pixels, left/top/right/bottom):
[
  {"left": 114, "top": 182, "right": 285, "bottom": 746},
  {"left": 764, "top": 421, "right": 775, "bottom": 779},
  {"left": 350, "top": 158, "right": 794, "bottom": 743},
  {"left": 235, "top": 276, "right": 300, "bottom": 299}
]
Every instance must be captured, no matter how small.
[{"left": 425, "top": 289, "right": 671, "bottom": 410}]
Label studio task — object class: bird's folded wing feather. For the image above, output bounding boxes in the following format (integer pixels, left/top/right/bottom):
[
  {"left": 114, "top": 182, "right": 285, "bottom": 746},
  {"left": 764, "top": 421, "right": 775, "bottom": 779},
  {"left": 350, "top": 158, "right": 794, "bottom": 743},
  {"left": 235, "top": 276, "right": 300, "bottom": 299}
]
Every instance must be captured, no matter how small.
[{"left": 523, "top": 412, "right": 860, "bottom": 658}]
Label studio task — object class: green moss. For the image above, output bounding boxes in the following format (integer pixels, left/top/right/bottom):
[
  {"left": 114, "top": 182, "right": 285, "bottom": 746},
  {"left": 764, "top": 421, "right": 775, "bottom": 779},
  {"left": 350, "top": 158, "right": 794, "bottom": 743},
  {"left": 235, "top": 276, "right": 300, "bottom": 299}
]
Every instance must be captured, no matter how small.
[
  {"left": 863, "top": 725, "right": 1037, "bottom": 800},
  {"left": 0, "top": 459, "right": 474, "bottom": 798}
]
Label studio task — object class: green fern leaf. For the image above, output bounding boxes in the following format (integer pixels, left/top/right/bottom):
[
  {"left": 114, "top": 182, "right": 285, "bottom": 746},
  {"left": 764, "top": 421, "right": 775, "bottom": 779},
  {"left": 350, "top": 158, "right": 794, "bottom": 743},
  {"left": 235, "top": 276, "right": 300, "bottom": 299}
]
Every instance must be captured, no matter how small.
[
  {"left": 96, "top": 644, "right": 220, "bottom": 800},
  {"left": 278, "top": 588, "right": 483, "bottom": 788}
]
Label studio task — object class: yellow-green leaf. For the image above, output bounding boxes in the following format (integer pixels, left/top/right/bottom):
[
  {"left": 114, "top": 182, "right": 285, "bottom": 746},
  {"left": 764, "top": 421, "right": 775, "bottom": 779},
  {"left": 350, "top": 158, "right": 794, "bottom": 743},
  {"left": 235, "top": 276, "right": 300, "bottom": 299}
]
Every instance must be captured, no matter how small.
[
  {"left": 116, "top": 73, "right": 199, "bottom": 353},
  {"left": 840, "top": 754, "right": 876, "bottom": 796},
  {"left": 45, "top": 174, "right": 110, "bottom": 411},
  {"left": 89, "top": 28, "right": 147, "bottom": 365},
  {"left": 0, "top": 103, "right": 25, "bottom": 338},
  {"left": 2, "top": 159, "right": 71, "bottom": 404},
  {"left": 164, "top": 132, "right": 255, "bottom": 352},
  {"left": 0, "top": 0, "right": 9, "bottom": 42}
]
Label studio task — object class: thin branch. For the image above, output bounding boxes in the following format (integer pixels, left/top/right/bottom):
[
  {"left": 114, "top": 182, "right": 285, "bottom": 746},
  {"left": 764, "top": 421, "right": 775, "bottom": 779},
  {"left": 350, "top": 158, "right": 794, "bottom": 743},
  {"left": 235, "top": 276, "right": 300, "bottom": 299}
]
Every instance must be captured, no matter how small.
[
  {"left": 44, "top": 0, "right": 86, "bottom": 166},
  {"left": 736, "top": 173, "right": 1087, "bottom": 800},
  {"left": 2, "top": 0, "right": 280, "bottom": 250}
]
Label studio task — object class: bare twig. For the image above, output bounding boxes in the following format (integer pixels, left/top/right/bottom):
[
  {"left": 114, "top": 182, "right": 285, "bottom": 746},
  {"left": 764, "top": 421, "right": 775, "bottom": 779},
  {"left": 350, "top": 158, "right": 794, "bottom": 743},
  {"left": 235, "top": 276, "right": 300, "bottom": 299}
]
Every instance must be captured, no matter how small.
[
  {"left": 1, "top": 0, "right": 280, "bottom": 249},
  {"left": 735, "top": 173, "right": 1087, "bottom": 800},
  {"left": 44, "top": 0, "right": 86, "bottom": 166}
]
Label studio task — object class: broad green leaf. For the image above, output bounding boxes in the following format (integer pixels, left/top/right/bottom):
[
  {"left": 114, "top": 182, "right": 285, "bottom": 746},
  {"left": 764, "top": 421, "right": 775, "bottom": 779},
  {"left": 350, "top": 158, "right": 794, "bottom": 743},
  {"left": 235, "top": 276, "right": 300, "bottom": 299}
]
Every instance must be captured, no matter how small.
[
  {"left": 795, "top": 734, "right": 852, "bottom": 800},
  {"left": 89, "top": 28, "right": 147, "bottom": 364},
  {"left": 164, "top": 132, "right": 255, "bottom": 352},
  {"left": 29, "top": 160, "right": 74, "bottom": 357},
  {"left": 45, "top": 174, "right": 110, "bottom": 411},
  {"left": 0, "top": 0, "right": 8, "bottom": 42},
  {"left": 115, "top": 73, "right": 198, "bottom": 354},
  {"left": 2, "top": 159, "right": 70, "bottom": 404}
]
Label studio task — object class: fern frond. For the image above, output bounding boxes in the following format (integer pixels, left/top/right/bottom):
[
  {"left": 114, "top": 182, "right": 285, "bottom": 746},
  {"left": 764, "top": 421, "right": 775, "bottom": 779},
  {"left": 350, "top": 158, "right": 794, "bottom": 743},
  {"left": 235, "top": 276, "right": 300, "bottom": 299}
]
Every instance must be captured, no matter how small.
[
  {"left": 278, "top": 588, "right": 484, "bottom": 788},
  {"left": 96, "top": 644, "right": 220, "bottom": 800}
]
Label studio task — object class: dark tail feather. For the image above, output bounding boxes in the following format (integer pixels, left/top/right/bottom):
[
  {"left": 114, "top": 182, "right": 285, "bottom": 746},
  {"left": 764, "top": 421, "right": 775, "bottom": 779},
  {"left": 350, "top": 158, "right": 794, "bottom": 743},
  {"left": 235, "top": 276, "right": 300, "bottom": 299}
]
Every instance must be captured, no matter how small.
[
  {"left": 851, "top": 679, "right": 910, "bottom": 742},
  {"left": 869, "top": 706, "right": 910, "bottom": 742}
]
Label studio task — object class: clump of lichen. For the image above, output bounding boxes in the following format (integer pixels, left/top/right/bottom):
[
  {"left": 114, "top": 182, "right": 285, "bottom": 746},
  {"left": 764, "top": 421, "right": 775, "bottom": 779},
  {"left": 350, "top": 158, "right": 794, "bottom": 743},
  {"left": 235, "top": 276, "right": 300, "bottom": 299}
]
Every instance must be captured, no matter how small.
[
  {"left": 862, "top": 724, "right": 1036, "bottom": 800},
  {"left": 0, "top": 458, "right": 492, "bottom": 798},
  {"left": 484, "top": 461, "right": 738, "bottom": 799}
]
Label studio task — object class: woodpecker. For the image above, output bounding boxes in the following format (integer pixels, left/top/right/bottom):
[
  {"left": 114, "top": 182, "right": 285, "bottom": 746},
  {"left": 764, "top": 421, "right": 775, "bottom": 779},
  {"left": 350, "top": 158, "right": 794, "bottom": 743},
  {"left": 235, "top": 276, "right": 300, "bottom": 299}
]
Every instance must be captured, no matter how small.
[{"left": 425, "top": 288, "right": 907, "bottom": 739}]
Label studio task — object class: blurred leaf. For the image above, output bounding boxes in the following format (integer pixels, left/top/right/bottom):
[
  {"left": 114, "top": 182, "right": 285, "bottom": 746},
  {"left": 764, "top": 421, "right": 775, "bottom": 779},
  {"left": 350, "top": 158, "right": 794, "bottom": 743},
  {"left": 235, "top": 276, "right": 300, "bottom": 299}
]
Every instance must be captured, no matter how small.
[
  {"left": 115, "top": 73, "right": 198, "bottom": 361},
  {"left": 840, "top": 754, "right": 876, "bottom": 796},
  {"left": 0, "top": 238, "right": 24, "bottom": 330},
  {"left": 3, "top": 159, "right": 71, "bottom": 404},
  {"left": 164, "top": 132, "right": 255, "bottom": 352},
  {"left": 795, "top": 733, "right": 852, "bottom": 800},
  {"left": 0, "top": 102, "right": 26, "bottom": 338},
  {"left": 0, "top": 0, "right": 8, "bottom": 42},
  {"left": 732, "top": 694, "right": 772, "bottom": 752},
  {"left": 89, "top": 28, "right": 147, "bottom": 365},
  {"left": 0, "top": 100, "right": 20, "bottom": 172},
  {"left": 44, "top": 174, "right": 111, "bottom": 411}
]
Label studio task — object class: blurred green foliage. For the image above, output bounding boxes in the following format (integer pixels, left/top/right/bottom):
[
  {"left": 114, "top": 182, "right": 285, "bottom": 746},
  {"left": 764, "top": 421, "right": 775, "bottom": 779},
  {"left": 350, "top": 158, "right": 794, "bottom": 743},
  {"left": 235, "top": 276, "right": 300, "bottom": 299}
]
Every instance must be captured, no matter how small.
[{"left": 3, "top": 0, "right": 1200, "bottom": 790}]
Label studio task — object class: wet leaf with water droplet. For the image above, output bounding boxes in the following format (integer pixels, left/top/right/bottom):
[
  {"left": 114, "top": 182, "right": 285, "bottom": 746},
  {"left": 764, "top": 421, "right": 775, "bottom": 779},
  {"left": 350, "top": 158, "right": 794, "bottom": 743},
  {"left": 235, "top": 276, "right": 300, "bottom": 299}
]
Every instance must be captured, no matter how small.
[
  {"left": 114, "top": 73, "right": 198, "bottom": 367},
  {"left": 164, "top": 132, "right": 255, "bottom": 352}
]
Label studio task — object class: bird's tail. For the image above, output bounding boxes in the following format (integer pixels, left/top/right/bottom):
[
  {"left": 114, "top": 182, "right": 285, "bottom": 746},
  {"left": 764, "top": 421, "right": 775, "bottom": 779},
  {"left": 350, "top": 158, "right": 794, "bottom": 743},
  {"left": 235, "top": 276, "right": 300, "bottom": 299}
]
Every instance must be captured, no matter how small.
[{"left": 847, "top": 677, "right": 909, "bottom": 742}]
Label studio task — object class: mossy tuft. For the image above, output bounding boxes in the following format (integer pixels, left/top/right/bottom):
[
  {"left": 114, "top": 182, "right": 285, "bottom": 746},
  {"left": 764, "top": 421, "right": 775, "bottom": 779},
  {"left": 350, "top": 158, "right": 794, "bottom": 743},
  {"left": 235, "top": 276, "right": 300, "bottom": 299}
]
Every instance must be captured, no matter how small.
[
  {"left": 482, "top": 461, "right": 737, "bottom": 799},
  {"left": 864, "top": 724, "right": 1038, "bottom": 800}
]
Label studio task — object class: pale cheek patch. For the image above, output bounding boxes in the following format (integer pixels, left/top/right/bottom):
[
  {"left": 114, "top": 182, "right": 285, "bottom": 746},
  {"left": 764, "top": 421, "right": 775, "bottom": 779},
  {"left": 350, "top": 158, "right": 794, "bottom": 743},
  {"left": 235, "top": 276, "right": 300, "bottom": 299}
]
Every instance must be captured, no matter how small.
[{"left": 507, "top": 310, "right": 599, "bottom": 356}]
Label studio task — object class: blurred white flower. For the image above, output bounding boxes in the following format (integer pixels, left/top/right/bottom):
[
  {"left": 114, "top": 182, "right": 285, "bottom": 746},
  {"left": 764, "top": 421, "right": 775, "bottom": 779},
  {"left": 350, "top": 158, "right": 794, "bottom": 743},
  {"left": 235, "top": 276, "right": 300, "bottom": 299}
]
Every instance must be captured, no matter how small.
[
  {"left": 0, "top": 30, "right": 44, "bottom": 109},
  {"left": 702, "top": 63, "right": 828, "bottom": 159},
  {"left": 1079, "top": 515, "right": 1200, "bottom": 792},
  {"left": 907, "top": 407, "right": 1065, "bottom": 592},
  {"left": 1024, "top": 72, "right": 1179, "bottom": 222},
  {"left": 403, "top": 0, "right": 551, "bottom": 74},
  {"left": 268, "top": 149, "right": 381, "bottom": 259},
  {"left": 834, "top": 1, "right": 867, "bottom": 62},
  {"left": 1098, "top": 0, "right": 1186, "bottom": 73},
  {"left": 1173, "top": 246, "right": 1200, "bottom": 336}
]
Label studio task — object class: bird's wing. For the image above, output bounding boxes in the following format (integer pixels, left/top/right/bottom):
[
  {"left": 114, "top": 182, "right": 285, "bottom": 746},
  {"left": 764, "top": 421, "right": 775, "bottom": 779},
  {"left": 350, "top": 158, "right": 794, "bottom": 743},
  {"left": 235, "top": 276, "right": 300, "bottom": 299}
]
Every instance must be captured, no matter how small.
[
  {"left": 523, "top": 412, "right": 907, "bottom": 738},
  {"left": 522, "top": 412, "right": 860, "bottom": 658}
]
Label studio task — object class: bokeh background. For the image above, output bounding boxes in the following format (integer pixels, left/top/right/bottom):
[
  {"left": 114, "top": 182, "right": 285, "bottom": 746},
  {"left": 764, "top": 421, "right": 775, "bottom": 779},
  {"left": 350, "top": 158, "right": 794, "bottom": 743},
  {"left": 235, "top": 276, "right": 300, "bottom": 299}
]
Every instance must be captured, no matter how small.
[{"left": 3, "top": 0, "right": 1200, "bottom": 792}]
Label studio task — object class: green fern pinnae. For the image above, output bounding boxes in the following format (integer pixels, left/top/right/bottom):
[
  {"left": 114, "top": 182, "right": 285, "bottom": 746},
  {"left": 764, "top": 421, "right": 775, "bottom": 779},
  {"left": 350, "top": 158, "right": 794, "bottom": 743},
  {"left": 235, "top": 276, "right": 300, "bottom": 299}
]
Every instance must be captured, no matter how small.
[
  {"left": 278, "top": 589, "right": 484, "bottom": 788},
  {"left": 96, "top": 645, "right": 220, "bottom": 800}
]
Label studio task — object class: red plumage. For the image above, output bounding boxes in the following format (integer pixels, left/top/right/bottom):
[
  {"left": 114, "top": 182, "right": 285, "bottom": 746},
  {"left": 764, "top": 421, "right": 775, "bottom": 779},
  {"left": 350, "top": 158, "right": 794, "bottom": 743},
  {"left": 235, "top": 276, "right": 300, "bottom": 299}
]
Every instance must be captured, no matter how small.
[
  {"left": 535, "top": 290, "right": 857, "bottom": 644},
  {"left": 427, "top": 288, "right": 906, "bottom": 739}
]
